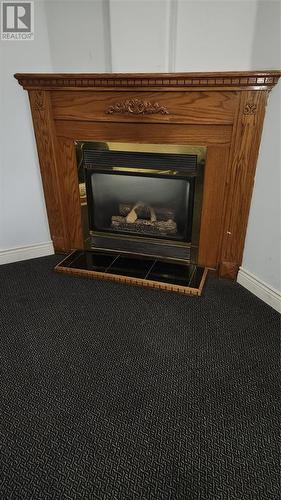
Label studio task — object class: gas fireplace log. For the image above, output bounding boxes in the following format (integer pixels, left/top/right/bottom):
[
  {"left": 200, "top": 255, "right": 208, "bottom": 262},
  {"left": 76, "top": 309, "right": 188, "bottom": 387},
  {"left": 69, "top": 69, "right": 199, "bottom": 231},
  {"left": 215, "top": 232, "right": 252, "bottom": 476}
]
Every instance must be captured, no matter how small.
[
  {"left": 111, "top": 216, "right": 177, "bottom": 236},
  {"left": 119, "top": 203, "right": 176, "bottom": 221}
]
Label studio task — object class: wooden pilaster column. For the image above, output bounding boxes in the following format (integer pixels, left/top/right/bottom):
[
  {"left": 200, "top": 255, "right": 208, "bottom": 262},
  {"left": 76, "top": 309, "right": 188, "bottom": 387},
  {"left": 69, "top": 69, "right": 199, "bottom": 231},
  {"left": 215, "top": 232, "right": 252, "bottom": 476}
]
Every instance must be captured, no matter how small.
[
  {"left": 28, "top": 90, "right": 68, "bottom": 251},
  {"left": 219, "top": 90, "right": 268, "bottom": 279}
]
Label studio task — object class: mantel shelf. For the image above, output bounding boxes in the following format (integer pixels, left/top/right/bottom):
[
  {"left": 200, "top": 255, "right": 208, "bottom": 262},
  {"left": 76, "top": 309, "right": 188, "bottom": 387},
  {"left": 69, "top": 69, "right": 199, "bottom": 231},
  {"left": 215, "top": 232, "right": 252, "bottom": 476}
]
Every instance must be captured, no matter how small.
[{"left": 14, "top": 70, "right": 281, "bottom": 91}]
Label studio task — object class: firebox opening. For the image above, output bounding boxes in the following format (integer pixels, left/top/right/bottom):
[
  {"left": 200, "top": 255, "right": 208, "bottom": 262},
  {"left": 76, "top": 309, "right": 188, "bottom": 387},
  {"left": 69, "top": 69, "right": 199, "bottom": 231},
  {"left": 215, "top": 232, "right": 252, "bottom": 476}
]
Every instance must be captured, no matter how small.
[
  {"left": 76, "top": 142, "right": 206, "bottom": 264},
  {"left": 88, "top": 172, "right": 194, "bottom": 242}
]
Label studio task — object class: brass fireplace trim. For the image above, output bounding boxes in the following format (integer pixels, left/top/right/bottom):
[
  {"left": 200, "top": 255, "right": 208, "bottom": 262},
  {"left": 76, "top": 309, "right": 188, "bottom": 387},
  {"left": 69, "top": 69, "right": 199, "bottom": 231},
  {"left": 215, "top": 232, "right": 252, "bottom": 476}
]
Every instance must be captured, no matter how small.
[{"left": 75, "top": 141, "right": 206, "bottom": 264}]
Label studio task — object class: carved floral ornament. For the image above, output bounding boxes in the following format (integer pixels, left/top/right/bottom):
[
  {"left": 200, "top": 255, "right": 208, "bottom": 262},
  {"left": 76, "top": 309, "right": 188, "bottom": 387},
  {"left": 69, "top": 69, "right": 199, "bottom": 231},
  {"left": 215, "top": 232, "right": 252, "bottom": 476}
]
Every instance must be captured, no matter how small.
[
  {"left": 243, "top": 103, "right": 257, "bottom": 115},
  {"left": 105, "top": 98, "right": 169, "bottom": 115}
]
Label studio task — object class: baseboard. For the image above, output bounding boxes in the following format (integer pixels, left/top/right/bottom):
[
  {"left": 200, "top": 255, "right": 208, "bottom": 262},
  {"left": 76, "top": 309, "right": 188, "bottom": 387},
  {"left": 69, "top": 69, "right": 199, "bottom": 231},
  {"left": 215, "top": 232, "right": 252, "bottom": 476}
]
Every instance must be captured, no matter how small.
[
  {"left": 0, "top": 241, "right": 54, "bottom": 265},
  {"left": 237, "top": 267, "right": 281, "bottom": 313}
]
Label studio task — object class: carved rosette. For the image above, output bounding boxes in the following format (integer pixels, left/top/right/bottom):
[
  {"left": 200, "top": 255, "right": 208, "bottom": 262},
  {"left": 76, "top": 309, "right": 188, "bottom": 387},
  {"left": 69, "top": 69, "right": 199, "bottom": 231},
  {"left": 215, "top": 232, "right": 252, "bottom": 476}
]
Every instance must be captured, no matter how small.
[
  {"left": 243, "top": 103, "right": 257, "bottom": 115},
  {"left": 106, "top": 98, "right": 169, "bottom": 115}
]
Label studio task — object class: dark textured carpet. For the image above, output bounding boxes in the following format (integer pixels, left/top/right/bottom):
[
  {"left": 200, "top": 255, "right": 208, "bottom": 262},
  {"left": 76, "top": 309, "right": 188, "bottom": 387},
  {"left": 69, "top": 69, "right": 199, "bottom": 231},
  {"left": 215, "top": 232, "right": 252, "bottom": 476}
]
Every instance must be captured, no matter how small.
[{"left": 0, "top": 255, "right": 280, "bottom": 500}]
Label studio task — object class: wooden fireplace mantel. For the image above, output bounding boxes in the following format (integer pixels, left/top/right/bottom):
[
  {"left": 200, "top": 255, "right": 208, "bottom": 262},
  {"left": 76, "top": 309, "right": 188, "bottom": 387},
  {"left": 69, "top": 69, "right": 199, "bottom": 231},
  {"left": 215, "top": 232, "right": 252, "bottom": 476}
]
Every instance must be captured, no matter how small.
[
  {"left": 15, "top": 70, "right": 281, "bottom": 279},
  {"left": 15, "top": 70, "right": 281, "bottom": 91}
]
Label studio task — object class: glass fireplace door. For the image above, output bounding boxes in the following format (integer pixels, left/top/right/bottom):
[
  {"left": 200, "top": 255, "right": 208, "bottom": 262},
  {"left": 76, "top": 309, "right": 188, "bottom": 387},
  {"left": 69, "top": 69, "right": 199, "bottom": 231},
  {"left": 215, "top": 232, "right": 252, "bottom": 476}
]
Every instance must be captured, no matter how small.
[{"left": 88, "top": 172, "right": 194, "bottom": 242}]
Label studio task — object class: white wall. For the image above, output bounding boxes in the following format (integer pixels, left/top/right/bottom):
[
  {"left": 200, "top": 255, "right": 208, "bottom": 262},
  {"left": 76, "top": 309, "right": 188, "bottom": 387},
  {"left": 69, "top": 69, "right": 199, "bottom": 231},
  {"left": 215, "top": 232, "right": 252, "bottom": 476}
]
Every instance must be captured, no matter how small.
[
  {"left": 109, "top": 0, "right": 170, "bottom": 72},
  {"left": 175, "top": 0, "right": 257, "bottom": 71},
  {"left": 44, "top": 0, "right": 110, "bottom": 72},
  {"left": 241, "top": 0, "right": 281, "bottom": 291},
  {"left": 0, "top": 0, "right": 52, "bottom": 255},
  {"left": 1, "top": 0, "right": 280, "bottom": 303}
]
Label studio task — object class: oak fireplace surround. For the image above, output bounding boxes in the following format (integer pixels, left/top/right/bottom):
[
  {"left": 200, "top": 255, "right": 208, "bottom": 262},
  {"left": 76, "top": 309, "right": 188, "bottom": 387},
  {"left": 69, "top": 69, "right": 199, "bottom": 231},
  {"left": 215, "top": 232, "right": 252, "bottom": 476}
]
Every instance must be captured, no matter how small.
[{"left": 15, "top": 71, "right": 280, "bottom": 280}]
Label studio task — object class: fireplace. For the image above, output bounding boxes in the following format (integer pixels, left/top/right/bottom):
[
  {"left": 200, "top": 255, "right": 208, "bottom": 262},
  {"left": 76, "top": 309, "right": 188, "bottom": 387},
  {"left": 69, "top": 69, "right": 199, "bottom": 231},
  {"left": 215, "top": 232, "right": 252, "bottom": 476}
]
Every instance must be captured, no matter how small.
[
  {"left": 15, "top": 70, "right": 281, "bottom": 284},
  {"left": 76, "top": 142, "right": 206, "bottom": 263}
]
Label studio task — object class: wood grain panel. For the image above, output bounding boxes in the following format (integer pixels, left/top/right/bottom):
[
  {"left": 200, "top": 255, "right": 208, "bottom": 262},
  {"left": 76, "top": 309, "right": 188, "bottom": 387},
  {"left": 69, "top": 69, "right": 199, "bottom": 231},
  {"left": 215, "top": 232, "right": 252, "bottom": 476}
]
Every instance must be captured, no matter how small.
[
  {"left": 28, "top": 90, "right": 68, "bottom": 251},
  {"left": 51, "top": 91, "right": 238, "bottom": 125},
  {"left": 198, "top": 145, "right": 230, "bottom": 268},
  {"left": 55, "top": 120, "right": 232, "bottom": 146},
  {"left": 219, "top": 91, "right": 268, "bottom": 278},
  {"left": 57, "top": 138, "right": 84, "bottom": 249}
]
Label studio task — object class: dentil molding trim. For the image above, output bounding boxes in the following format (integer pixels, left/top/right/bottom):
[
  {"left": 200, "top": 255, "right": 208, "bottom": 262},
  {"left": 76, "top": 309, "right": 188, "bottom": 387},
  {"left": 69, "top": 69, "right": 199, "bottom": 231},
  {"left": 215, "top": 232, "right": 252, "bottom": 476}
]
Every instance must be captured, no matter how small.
[{"left": 14, "top": 71, "right": 281, "bottom": 91}]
